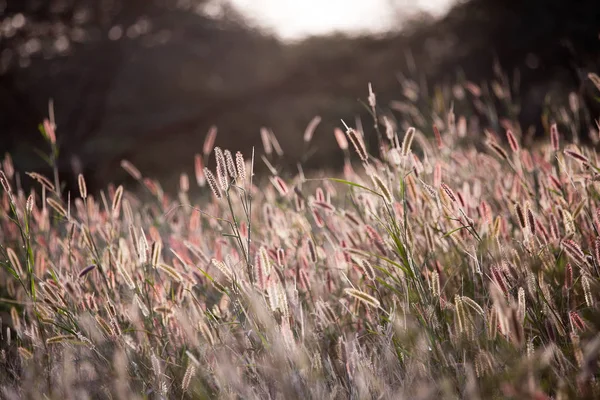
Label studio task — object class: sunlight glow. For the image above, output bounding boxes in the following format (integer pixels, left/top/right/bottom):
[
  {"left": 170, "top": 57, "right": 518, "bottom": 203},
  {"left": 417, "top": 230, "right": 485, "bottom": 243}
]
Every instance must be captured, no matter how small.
[{"left": 228, "top": 0, "right": 453, "bottom": 40}]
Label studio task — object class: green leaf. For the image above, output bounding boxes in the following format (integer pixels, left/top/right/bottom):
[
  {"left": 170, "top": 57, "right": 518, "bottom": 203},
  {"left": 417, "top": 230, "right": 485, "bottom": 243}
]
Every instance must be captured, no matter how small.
[
  {"left": 442, "top": 226, "right": 469, "bottom": 238},
  {"left": 0, "top": 261, "right": 20, "bottom": 280},
  {"left": 32, "top": 148, "right": 52, "bottom": 167},
  {"left": 311, "top": 177, "right": 382, "bottom": 198}
]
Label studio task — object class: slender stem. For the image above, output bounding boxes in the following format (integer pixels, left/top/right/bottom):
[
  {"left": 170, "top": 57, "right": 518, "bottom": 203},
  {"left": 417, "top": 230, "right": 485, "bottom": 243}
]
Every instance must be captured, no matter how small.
[{"left": 246, "top": 147, "right": 255, "bottom": 284}]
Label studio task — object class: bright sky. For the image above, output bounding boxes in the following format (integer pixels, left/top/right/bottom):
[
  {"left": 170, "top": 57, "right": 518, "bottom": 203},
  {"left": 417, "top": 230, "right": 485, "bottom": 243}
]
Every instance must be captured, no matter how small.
[{"left": 228, "top": 0, "right": 453, "bottom": 40}]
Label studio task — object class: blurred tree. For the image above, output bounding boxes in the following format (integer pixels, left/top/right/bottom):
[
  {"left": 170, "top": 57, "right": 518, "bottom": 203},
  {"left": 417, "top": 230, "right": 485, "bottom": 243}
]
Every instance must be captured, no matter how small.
[
  {"left": 1, "top": 0, "right": 598, "bottom": 193},
  {"left": 0, "top": 0, "right": 256, "bottom": 189},
  {"left": 400, "top": 0, "right": 600, "bottom": 139}
]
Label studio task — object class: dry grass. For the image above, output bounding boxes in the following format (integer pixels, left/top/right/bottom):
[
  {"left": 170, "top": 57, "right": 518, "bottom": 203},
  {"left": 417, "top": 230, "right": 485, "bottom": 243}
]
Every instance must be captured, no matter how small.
[{"left": 1, "top": 72, "right": 600, "bottom": 400}]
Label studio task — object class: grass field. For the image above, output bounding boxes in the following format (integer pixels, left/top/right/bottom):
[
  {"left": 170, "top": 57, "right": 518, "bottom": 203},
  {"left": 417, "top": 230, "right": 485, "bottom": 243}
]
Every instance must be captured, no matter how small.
[{"left": 1, "top": 73, "right": 600, "bottom": 399}]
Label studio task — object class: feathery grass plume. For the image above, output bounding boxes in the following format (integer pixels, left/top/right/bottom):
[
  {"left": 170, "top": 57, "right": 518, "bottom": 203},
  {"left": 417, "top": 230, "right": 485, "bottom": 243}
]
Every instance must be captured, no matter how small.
[
  {"left": 487, "top": 307, "right": 499, "bottom": 340},
  {"left": 26, "top": 194, "right": 34, "bottom": 214},
  {"left": 3, "top": 153, "right": 14, "bottom": 179},
  {"left": 564, "top": 149, "right": 589, "bottom": 165},
  {"left": 506, "top": 129, "right": 519, "bottom": 153},
  {"left": 197, "top": 317, "right": 215, "bottom": 346},
  {"left": 344, "top": 124, "right": 368, "bottom": 162},
  {"left": 368, "top": 82, "right": 376, "bottom": 108},
  {"left": 561, "top": 239, "right": 586, "bottom": 266},
  {"left": 582, "top": 274, "right": 593, "bottom": 307},
  {"left": 120, "top": 160, "right": 142, "bottom": 180},
  {"left": 267, "top": 277, "right": 280, "bottom": 313},
  {"left": 388, "top": 147, "right": 401, "bottom": 166},
  {"left": 131, "top": 294, "right": 148, "bottom": 318},
  {"left": 571, "top": 332, "right": 584, "bottom": 367},
  {"left": 10, "top": 307, "right": 21, "bottom": 337},
  {"left": 313, "top": 200, "right": 335, "bottom": 212},
  {"left": 454, "top": 295, "right": 466, "bottom": 335},
  {"left": 315, "top": 187, "right": 325, "bottom": 202},
  {"left": 550, "top": 124, "right": 560, "bottom": 151},
  {"left": 180, "top": 173, "right": 190, "bottom": 193},
  {"left": 461, "top": 295, "right": 486, "bottom": 318},
  {"left": 589, "top": 73, "right": 600, "bottom": 92},
  {"left": 277, "top": 285, "right": 290, "bottom": 318},
  {"left": 304, "top": 116, "right": 322, "bottom": 143},
  {"left": 212, "top": 258, "right": 233, "bottom": 281},
  {"left": 401, "top": 127, "right": 415, "bottom": 156},
  {"left": 224, "top": 150, "right": 237, "bottom": 179},
  {"left": 277, "top": 248, "right": 286, "bottom": 267},
  {"left": 112, "top": 185, "right": 123, "bottom": 217},
  {"left": 344, "top": 288, "right": 380, "bottom": 308},
  {"left": 214, "top": 147, "right": 229, "bottom": 191},
  {"left": 548, "top": 175, "right": 562, "bottom": 191},
  {"left": 307, "top": 238, "right": 317, "bottom": 263},
  {"left": 267, "top": 129, "right": 284, "bottom": 156},
  {"left": 370, "top": 173, "right": 393, "bottom": 204},
  {"left": 260, "top": 127, "right": 273, "bottom": 156},
  {"left": 153, "top": 306, "right": 174, "bottom": 316},
  {"left": 508, "top": 307, "right": 524, "bottom": 347},
  {"left": 358, "top": 259, "right": 375, "bottom": 281},
  {"left": 383, "top": 116, "right": 395, "bottom": 142},
  {"left": 564, "top": 263, "right": 573, "bottom": 290},
  {"left": 312, "top": 208, "right": 324, "bottom": 228},
  {"left": 78, "top": 174, "right": 87, "bottom": 199},
  {"left": 343, "top": 210, "right": 360, "bottom": 226},
  {"left": 492, "top": 266, "right": 508, "bottom": 295},
  {"left": 271, "top": 176, "right": 289, "bottom": 196},
  {"left": 78, "top": 264, "right": 96, "bottom": 278},
  {"left": 254, "top": 253, "right": 266, "bottom": 290},
  {"left": 138, "top": 232, "right": 149, "bottom": 264},
  {"left": 440, "top": 183, "right": 457, "bottom": 203},
  {"left": 158, "top": 263, "right": 183, "bottom": 281},
  {"left": 486, "top": 140, "right": 509, "bottom": 161},
  {"left": 235, "top": 151, "right": 246, "bottom": 183},
  {"left": 517, "top": 287, "right": 526, "bottom": 321},
  {"left": 194, "top": 154, "right": 206, "bottom": 187},
  {"left": 204, "top": 167, "right": 222, "bottom": 199},
  {"left": 549, "top": 214, "right": 560, "bottom": 240},
  {"left": 419, "top": 179, "right": 438, "bottom": 200},
  {"left": 17, "top": 347, "right": 32, "bottom": 361},
  {"left": 47, "top": 197, "right": 67, "bottom": 217},
  {"left": 334, "top": 127, "right": 349, "bottom": 150},
  {"left": 117, "top": 262, "right": 135, "bottom": 290},
  {"left": 448, "top": 107, "right": 456, "bottom": 136},
  {"left": 6, "top": 248, "right": 23, "bottom": 277},
  {"left": 0, "top": 170, "right": 11, "bottom": 198},
  {"left": 42, "top": 118, "right": 56, "bottom": 144},
  {"left": 203, "top": 125, "right": 218, "bottom": 156},
  {"left": 430, "top": 270, "right": 440, "bottom": 297},
  {"left": 27, "top": 172, "right": 55, "bottom": 192},
  {"left": 182, "top": 364, "right": 196, "bottom": 393},
  {"left": 514, "top": 203, "right": 526, "bottom": 230},
  {"left": 491, "top": 215, "right": 503, "bottom": 238},
  {"left": 151, "top": 241, "right": 162, "bottom": 268},
  {"left": 569, "top": 311, "right": 586, "bottom": 332},
  {"left": 525, "top": 203, "right": 536, "bottom": 236},
  {"left": 433, "top": 124, "right": 443, "bottom": 149},
  {"left": 46, "top": 335, "right": 77, "bottom": 344},
  {"left": 151, "top": 353, "right": 162, "bottom": 380},
  {"left": 95, "top": 315, "right": 114, "bottom": 337}
]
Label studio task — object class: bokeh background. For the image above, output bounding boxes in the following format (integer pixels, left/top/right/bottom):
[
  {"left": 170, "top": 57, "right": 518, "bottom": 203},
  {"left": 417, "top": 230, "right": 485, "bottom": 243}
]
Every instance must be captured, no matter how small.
[{"left": 1, "top": 0, "right": 599, "bottom": 192}]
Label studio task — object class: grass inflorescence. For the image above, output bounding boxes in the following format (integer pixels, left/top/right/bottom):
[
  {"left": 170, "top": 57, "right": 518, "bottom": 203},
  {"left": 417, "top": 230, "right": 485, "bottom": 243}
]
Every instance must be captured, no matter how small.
[{"left": 1, "top": 72, "right": 600, "bottom": 400}]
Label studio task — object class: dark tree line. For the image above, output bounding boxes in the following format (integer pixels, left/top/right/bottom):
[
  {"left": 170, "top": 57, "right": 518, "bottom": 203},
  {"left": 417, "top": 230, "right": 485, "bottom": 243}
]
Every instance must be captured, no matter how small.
[{"left": 1, "top": 0, "right": 599, "bottom": 192}]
